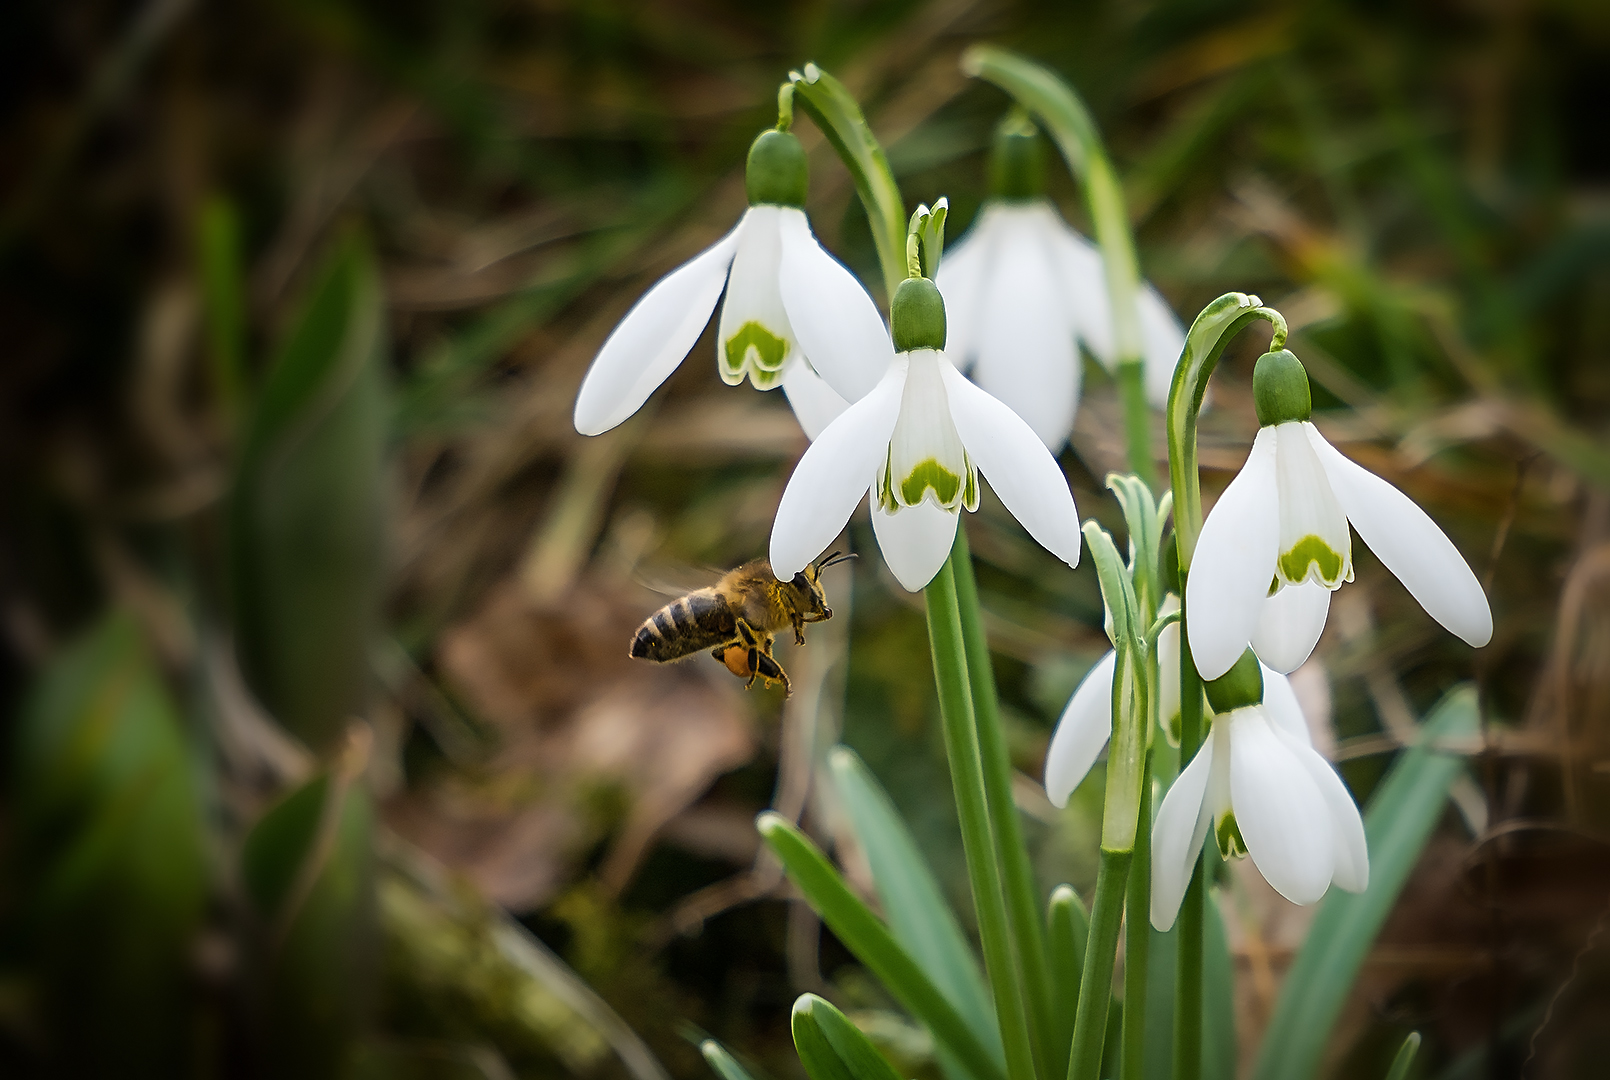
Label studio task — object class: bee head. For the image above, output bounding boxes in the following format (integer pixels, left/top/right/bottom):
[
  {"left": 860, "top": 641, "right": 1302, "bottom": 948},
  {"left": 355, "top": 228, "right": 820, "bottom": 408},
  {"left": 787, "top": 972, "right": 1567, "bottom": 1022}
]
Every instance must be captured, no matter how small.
[{"left": 795, "top": 550, "right": 856, "bottom": 618}]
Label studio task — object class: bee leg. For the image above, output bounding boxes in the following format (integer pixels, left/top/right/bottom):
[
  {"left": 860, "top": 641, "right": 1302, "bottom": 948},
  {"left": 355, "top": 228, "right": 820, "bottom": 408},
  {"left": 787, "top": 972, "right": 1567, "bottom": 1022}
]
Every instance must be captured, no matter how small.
[
  {"left": 792, "top": 617, "right": 807, "bottom": 646},
  {"left": 744, "top": 648, "right": 761, "bottom": 689},
  {"left": 754, "top": 650, "right": 791, "bottom": 695}
]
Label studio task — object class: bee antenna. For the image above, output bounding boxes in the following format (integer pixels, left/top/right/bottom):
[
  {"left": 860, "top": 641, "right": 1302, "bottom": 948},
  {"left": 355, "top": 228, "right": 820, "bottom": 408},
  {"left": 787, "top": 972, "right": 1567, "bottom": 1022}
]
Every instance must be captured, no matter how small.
[{"left": 818, "top": 551, "right": 858, "bottom": 570}]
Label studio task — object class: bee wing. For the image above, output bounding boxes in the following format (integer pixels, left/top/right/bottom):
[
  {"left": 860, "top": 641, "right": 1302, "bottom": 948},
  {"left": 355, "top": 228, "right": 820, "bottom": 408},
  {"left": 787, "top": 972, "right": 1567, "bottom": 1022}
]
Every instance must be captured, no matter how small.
[{"left": 633, "top": 562, "right": 724, "bottom": 599}]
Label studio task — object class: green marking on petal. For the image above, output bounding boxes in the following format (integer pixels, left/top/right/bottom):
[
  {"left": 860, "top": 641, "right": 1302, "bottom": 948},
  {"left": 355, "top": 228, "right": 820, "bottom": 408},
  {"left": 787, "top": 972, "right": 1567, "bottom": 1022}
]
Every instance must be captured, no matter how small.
[
  {"left": 723, "top": 320, "right": 789, "bottom": 380},
  {"left": 899, "top": 458, "right": 962, "bottom": 507},
  {"left": 961, "top": 457, "right": 979, "bottom": 511},
  {"left": 1279, "top": 534, "right": 1345, "bottom": 586},
  {"left": 1215, "top": 811, "right": 1248, "bottom": 860}
]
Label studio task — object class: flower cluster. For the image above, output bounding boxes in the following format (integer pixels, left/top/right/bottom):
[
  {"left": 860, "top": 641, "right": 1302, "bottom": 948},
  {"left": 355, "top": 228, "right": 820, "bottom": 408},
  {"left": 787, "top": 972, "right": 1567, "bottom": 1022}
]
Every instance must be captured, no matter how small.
[{"left": 576, "top": 95, "right": 1497, "bottom": 924}]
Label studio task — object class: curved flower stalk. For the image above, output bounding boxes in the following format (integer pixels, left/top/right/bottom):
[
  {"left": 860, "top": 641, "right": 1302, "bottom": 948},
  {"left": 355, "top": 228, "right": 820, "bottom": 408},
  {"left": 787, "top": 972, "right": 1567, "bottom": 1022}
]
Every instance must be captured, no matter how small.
[
  {"left": 573, "top": 123, "right": 889, "bottom": 437},
  {"left": 1150, "top": 652, "right": 1368, "bottom": 929},
  {"left": 937, "top": 115, "right": 1187, "bottom": 449},
  {"left": 1186, "top": 348, "right": 1493, "bottom": 681},
  {"left": 770, "top": 209, "right": 1082, "bottom": 593}
]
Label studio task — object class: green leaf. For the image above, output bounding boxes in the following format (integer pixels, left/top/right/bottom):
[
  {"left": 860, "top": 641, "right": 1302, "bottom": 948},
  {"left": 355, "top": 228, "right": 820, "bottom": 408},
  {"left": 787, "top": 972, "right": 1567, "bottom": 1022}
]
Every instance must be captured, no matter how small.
[
  {"left": 244, "top": 767, "right": 378, "bottom": 1079},
  {"left": 756, "top": 812, "right": 1007, "bottom": 1080},
  {"left": 229, "top": 233, "right": 389, "bottom": 750},
  {"left": 11, "top": 611, "right": 209, "bottom": 1077},
  {"left": 828, "top": 746, "right": 1002, "bottom": 1073},
  {"left": 702, "top": 1040, "right": 761, "bottom": 1080},
  {"left": 1141, "top": 889, "right": 1235, "bottom": 1080},
  {"left": 1252, "top": 687, "right": 1479, "bottom": 1080},
  {"left": 1385, "top": 1032, "right": 1422, "bottom": 1080},
  {"left": 792, "top": 994, "right": 905, "bottom": 1080},
  {"left": 1047, "top": 885, "right": 1089, "bottom": 1080},
  {"left": 788, "top": 63, "right": 906, "bottom": 297}
]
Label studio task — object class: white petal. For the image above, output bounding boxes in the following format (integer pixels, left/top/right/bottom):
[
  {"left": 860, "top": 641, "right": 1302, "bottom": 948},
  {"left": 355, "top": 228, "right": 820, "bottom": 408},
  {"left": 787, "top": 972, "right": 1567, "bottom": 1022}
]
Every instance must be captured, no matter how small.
[
  {"left": 717, "top": 205, "right": 796, "bottom": 389},
  {"left": 1304, "top": 424, "right": 1493, "bottom": 648},
  {"left": 1185, "top": 428, "right": 1280, "bottom": 680},
  {"left": 770, "top": 359, "right": 906, "bottom": 579},
  {"left": 971, "top": 209, "right": 1080, "bottom": 449},
  {"left": 1048, "top": 222, "right": 1115, "bottom": 368},
  {"left": 1259, "top": 664, "right": 1311, "bottom": 746},
  {"left": 1271, "top": 725, "right": 1369, "bottom": 893},
  {"left": 871, "top": 498, "right": 959, "bottom": 592},
  {"left": 1227, "top": 707, "right": 1334, "bottom": 906},
  {"left": 1044, "top": 650, "right": 1117, "bottom": 808},
  {"left": 1151, "top": 733, "right": 1217, "bottom": 931},
  {"left": 1251, "top": 579, "right": 1331, "bottom": 673},
  {"left": 1138, "top": 285, "right": 1187, "bottom": 410},
  {"left": 933, "top": 207, "right": 999, "bottom": 370},
  {"left": 939, "top": 358, "right": 1081, "bottom": 569},
  {"left": 777, "top": 208, "right": 893, "bottom": 404},
  {"left": 781, "top": 359, "right": 850, "bottom": 441},
  {"left": 1273, "top": 422, "right": 1352, "bottom": 588},
  {"left": 574, "top": 221, "right": 741, "bottom": 435}
]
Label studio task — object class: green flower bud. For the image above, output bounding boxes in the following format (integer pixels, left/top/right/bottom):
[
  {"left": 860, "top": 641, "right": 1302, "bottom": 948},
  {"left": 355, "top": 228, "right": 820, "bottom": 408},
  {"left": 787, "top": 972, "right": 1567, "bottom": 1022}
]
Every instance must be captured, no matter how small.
[
  {"left": 746, "top": 129, "right": 808, "bottom": 208},
  {"left": 1252, "top": 349, "right": 1312, "bottom": 427},
  {"left": 989, "top": 112, "right": 1046, "bottom": 201},
  {"left": 1204, "top": 648, "right": 1263, "bottom": 714},
  {"left": 891, "top": 277, "right": 947, "bottom": 353}
]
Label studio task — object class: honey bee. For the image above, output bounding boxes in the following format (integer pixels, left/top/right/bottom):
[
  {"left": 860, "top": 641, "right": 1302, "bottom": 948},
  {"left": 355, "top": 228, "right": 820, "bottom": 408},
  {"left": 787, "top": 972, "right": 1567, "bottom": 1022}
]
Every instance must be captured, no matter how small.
[{"left": 629, "top": 552, "right": 854, "bottom": 694}]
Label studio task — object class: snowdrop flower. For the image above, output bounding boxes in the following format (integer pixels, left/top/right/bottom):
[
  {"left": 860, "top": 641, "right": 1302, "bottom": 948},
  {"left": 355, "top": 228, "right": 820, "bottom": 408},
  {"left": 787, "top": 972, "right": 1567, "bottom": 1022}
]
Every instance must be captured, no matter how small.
[
  {"left": 1151, "top": 651, "right": 1367, "bottom": 930},
  {"left": 1187, "top": 349, "right": 1493, "bottom": 682},
  {"left": 573, "top": 128, "right": 888, "bottom": 436},
  {"left": 770, "top": 272, "right": 1082, "bottom": 592},
  {"left": 1043, "top": 595, "right": 1181, "bottom": 809},
  {"left": 935, "top": 115, "right": 1187, "bottom": 449}
]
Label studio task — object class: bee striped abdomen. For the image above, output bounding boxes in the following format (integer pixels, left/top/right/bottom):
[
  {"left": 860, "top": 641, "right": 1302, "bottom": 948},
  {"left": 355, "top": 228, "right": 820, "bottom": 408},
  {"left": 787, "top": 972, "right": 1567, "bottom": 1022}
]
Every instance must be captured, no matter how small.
[{"left": 629, "top": 588, "right": 735, "bottom": 662}]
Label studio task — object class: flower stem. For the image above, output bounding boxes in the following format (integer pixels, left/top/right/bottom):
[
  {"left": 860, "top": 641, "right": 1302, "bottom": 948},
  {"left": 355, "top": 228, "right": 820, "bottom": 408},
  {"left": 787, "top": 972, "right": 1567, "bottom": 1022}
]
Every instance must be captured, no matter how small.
[
  {"left": 950, "top": 525, "right": 1057, "bottom": 1076},
  {"left": 924, "top": 556, "right": 1038, "bottom": 1080},
  {"left": 1065, "top": 846, "right": 1130, "bottom": 1080},
  {"left": 1116, "top": 362, "right": 1155, "bottom": 490},
  {"left": 1120, "top": 759, "right": 1152, "bottom": 1080},
  {"left": 1162, "top": 294, "right": 1286, "bottom": 1080}
]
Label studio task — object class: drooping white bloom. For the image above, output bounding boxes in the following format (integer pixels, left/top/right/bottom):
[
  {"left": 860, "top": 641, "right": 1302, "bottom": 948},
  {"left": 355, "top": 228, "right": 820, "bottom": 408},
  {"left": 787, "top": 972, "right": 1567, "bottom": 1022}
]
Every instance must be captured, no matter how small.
[
  {"left": 1150, "top": 672, "right": 1368, "bottom": 929},
  {"left": 573, "top": 130, "right": 888, "bottom": 437},
  {"left": 1186, "top": 418, "right": 1494, "bottom": 681},
  {"left": 769, "top": 278, "right": 1082, "bottom": 592},
  {"left": 936, "top": 200, "right": 1187, "bottom": 449}
]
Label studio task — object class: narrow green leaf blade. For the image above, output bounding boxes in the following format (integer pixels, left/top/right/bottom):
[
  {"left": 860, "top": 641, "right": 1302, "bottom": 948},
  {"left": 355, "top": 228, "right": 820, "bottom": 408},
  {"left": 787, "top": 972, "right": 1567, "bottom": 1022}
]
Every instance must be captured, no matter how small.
[
  {"left": 757, "top": 813, "right": 1006, "bottom": 1080},
  {"left": 1252, "top": 686, "right": 1479, "bottom": 1080},
  {"left": 229, "top": 233, "right": 388, "bottom": 749},
  {"left": 244, "top": 767, "right": 378, "bottom": 1079},
  {"left": 1385, "top": 1032, "right": 1422, "bottom": 1080},
  {"left": 828, "top": 747, "right": 1001, "bottom": 1066},
  {"left": 702, "top": 1039, "right": 760, "bottom": 1080},
  {"left": 1047, "top": 885, "right": 1089, "bottom": 1080},
  {"left": 792, "top": 994, "right": 905, "bottom": 1080}
]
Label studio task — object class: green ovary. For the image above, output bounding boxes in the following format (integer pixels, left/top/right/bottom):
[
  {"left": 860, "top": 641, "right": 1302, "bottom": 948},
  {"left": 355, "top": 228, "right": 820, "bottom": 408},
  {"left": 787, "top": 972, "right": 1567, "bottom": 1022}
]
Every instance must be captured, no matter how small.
[
  {"left": 723, "top": 321, "right": 789, "bottom": 384},
  {"left": 1279, "top": 534, "right": 1345, "bottom": 586},
  {"left": 1215, "top": 812, "right": 1248, "bottom": 860}
]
